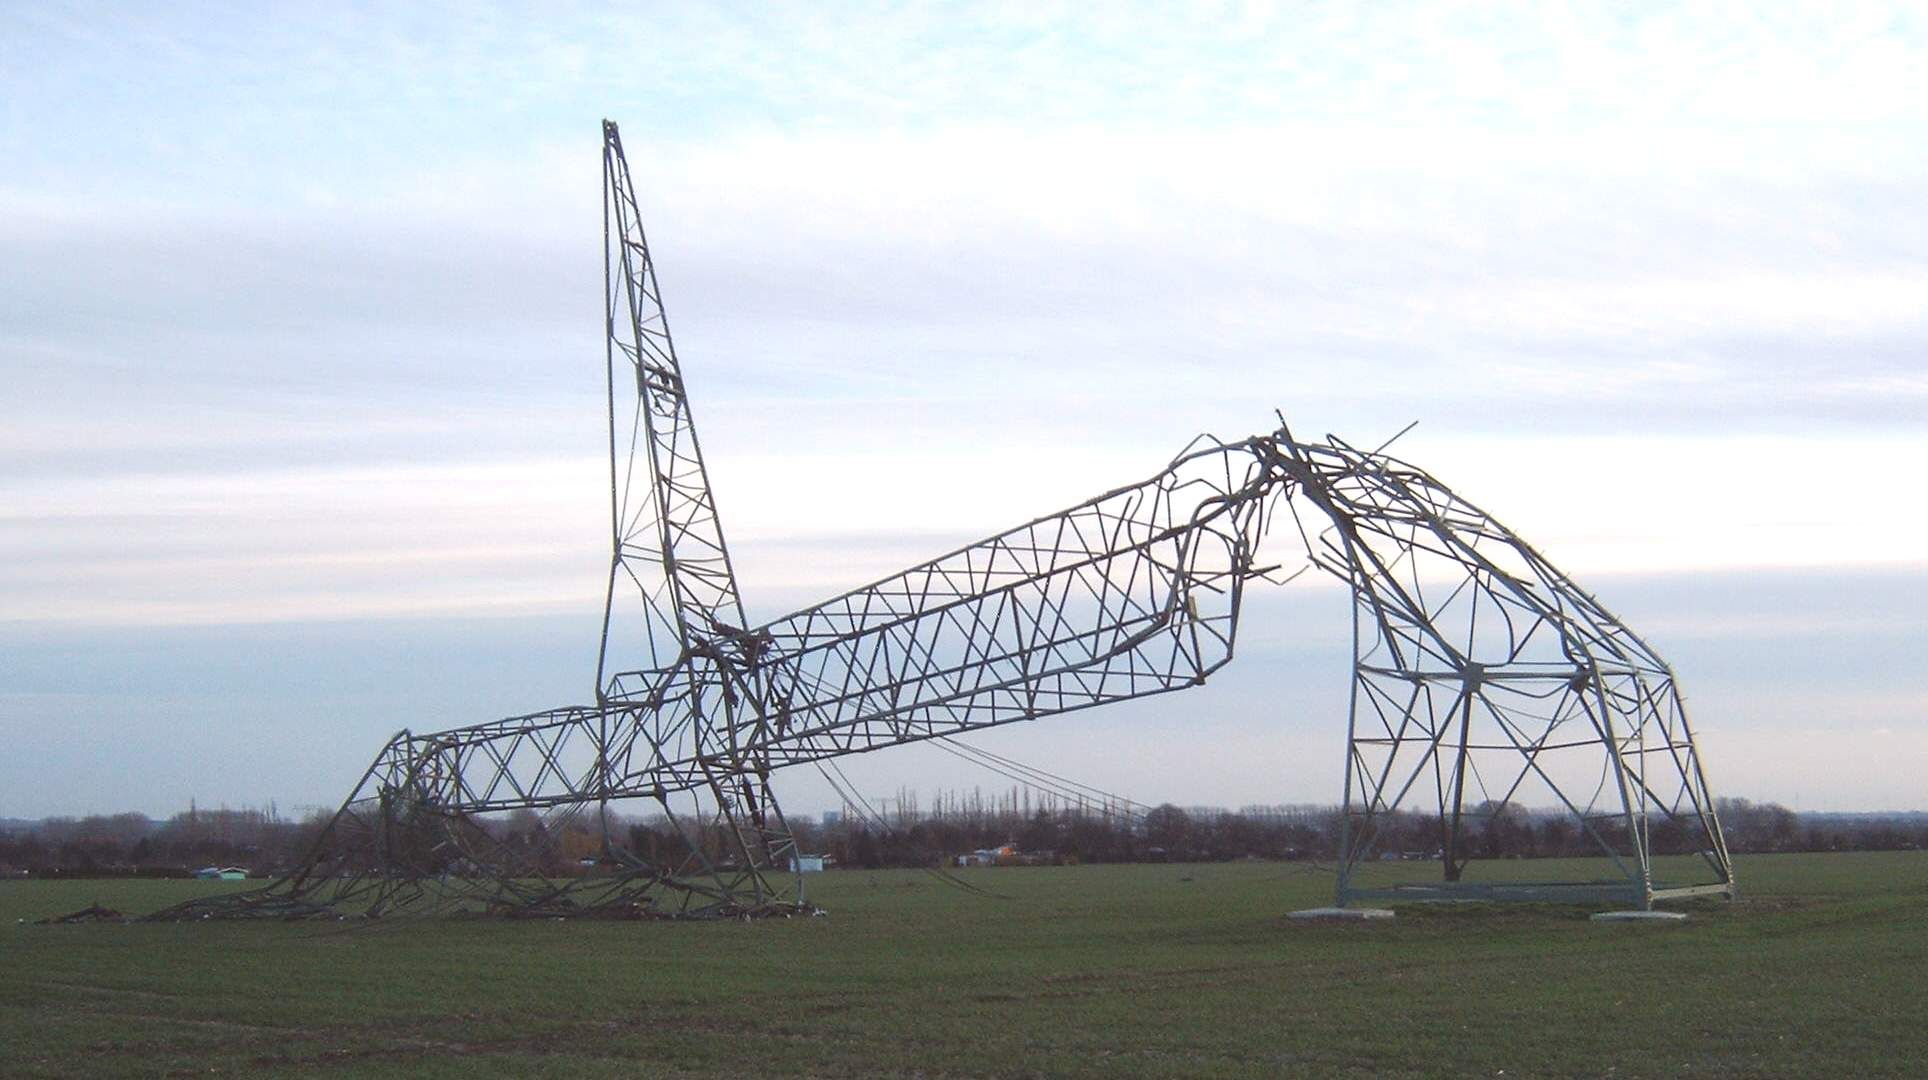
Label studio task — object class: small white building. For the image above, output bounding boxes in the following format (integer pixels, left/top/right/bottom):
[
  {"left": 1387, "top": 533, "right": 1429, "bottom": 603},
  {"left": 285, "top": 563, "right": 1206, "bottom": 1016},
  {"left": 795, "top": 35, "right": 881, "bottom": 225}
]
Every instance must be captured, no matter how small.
[
  {"left": 195, "top": 866, "right": 249, "bottom": 880},
  {"left": 791, "top": 854, "right": 828, "bottom": 873}
]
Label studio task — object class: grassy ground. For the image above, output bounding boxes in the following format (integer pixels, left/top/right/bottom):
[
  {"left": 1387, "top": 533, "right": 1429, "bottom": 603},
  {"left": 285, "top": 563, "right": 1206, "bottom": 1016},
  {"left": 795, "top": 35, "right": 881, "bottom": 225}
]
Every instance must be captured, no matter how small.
[{"left": 1, "top": 852, "right": 1923, "bottom": 1078}]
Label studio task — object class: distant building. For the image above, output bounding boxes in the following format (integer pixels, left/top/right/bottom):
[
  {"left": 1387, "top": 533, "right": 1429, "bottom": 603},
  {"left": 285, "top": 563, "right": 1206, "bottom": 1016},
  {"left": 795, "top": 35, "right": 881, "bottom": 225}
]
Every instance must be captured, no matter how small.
[
  {"left": 955, "top": 847, "right": 1007, "bottom": 867},
  {"left": 790, "top": 854, "right": 828, "bottom": 873},
  {"left": 955, "top": 844, "right": 1053, "bottom": 867},
  {"left": 195, "top": 866, "right": 249, "bottom": 880},
  {"left": 821, "top": 810, "right": 842, "bottom": 827}
]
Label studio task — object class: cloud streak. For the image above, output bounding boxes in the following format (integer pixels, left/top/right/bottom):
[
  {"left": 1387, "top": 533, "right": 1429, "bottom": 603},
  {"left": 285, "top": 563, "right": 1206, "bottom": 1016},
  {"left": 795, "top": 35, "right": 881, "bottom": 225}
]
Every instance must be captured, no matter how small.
[{"left": 3, "top": 3, "right": 1924, "bottom": 812}]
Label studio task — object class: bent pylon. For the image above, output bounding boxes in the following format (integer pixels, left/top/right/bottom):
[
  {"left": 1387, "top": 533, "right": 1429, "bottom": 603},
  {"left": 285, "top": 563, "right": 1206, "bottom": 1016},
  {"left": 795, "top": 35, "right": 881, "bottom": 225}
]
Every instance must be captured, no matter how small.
[{"left": 148, "top": 122, "right": 1732, "bottom": 921}]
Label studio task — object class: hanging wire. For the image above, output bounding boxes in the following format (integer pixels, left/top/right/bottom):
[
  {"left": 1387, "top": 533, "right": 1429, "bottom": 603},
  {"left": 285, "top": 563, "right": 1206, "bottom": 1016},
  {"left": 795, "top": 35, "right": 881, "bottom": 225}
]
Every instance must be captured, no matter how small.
[{"left": 812, "top": 757, "right": 1011, "bottom": 900}]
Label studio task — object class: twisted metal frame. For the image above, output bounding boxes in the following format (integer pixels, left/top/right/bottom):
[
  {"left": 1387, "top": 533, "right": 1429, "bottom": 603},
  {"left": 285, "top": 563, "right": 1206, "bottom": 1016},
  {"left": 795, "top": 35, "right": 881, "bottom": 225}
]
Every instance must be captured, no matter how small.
[
  {"left": 1281, "top": 439, "right": 1733, "bottom": 907},
  {"left": 146, "top": 122, "right": 1732, "bottom": 921}
]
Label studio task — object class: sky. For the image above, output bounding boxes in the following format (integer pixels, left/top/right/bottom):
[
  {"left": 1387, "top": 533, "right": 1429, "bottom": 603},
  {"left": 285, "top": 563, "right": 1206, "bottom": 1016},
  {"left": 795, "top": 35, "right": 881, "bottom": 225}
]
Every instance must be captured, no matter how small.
[{"left": 2, "top": 2, "right": 1925, "bottom": 818}]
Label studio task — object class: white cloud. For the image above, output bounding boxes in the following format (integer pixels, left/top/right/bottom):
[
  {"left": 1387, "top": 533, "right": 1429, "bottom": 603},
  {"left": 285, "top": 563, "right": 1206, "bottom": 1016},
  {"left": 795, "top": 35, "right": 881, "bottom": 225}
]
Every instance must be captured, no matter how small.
[{"left": 4, "top": 3, "right": 1927, "bottom": 813}]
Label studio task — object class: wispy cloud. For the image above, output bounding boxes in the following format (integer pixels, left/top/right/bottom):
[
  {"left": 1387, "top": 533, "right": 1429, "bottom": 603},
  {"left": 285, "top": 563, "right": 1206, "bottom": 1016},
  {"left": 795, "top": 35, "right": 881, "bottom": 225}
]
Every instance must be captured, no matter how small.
[{"left": 3, "top": 4, "right": 1925, "bottom": 813}]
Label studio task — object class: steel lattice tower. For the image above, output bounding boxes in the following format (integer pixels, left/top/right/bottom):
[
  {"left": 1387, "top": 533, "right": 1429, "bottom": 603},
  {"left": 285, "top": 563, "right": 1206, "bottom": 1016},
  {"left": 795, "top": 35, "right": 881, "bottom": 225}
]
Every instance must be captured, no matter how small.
[{"left": 148, "top": 122, "right": 1733, "bottom": 922}]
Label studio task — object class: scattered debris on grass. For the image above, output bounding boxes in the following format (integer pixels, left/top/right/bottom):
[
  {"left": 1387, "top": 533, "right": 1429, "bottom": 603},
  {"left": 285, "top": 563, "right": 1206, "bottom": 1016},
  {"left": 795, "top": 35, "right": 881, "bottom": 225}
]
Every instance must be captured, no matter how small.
[{"left": 38, "top": 904, "right": 126, "bottom": 924}]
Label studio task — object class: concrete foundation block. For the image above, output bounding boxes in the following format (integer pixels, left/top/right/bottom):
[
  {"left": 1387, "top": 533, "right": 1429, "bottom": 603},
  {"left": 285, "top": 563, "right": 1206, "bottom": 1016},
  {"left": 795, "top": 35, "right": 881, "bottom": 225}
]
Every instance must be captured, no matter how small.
[{"left": 1288, "top": 906, "right": 1395, "bottom": 921}]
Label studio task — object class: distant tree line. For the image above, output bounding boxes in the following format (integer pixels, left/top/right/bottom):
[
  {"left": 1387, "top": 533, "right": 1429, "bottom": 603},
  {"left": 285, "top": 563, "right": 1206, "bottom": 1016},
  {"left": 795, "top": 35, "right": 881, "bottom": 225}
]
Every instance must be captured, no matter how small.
[
  {"left": 0, "top": 804, "right": 326, "bottom": 879},
  {"left": 799, "top": 795, "right": 1927, "bottom": 870},
  {"left": 0, "top": 795, "right": 1921, "bottom": 878}
]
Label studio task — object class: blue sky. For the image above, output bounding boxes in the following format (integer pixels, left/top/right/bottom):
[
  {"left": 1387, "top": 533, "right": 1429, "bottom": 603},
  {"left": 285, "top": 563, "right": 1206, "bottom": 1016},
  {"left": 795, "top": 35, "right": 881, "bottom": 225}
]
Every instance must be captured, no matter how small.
[{"left": 3, "top": 3, "right": 1925, "bottom": 816}]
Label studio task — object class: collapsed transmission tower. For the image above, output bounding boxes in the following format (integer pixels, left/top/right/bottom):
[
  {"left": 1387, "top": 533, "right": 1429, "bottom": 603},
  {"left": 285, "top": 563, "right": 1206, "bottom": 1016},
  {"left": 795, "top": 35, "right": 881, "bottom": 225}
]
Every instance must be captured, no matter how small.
[{"left": 150, "top": 121, "right": 1733, "bottom": 922}]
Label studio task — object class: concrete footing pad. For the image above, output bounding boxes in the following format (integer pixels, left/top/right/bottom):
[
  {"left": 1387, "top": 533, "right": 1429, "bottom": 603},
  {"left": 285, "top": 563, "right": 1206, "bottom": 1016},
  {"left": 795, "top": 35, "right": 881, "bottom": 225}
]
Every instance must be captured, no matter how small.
[
  {"left": 1590, "top": 910, "right": 1688, "bottom": 923},
  {"left": 1288, "top": 906, "right": 1394, "bottom": 921}
]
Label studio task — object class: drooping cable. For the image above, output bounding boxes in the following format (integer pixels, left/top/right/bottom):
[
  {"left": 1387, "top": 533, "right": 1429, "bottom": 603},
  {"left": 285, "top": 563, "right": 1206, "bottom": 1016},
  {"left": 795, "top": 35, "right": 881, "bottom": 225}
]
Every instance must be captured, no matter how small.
[{"left": 811, "top": 756, "right": 1010, "bottom": 899}]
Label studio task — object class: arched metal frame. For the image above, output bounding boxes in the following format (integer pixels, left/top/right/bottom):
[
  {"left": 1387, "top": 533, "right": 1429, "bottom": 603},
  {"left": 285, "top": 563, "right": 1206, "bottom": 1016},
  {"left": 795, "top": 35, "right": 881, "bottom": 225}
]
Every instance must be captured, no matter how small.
[{"left": 1282, "top": 439, "right": 1733, "bottom": 908}]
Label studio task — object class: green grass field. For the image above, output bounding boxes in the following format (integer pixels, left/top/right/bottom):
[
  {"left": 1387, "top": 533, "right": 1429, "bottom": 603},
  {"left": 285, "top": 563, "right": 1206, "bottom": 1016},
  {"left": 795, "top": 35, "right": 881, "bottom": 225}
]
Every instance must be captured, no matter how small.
[{"left": 2, "top": 852, "right": 1923, "bottom": 1078}]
